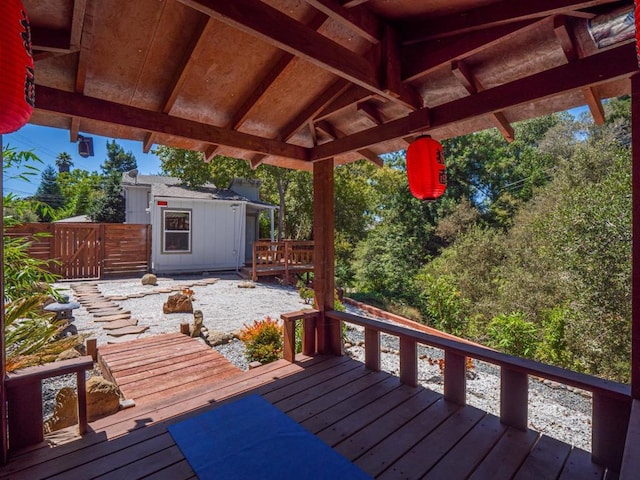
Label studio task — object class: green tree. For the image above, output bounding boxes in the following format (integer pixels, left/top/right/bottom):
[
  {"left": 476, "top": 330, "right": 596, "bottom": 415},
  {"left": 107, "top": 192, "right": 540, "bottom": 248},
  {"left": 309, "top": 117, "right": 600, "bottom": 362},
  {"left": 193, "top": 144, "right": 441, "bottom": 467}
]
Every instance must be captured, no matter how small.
[
  {"left": 57, "top": 169, "right": 103, "bottom": 217},
  {"left": 54, "top": 152, "right": 73, "bottom": 173},
  {"left": 101, "top": 140, "right": 137, "bottom": 174},
  {"left": 89, "top": 173, "right": 125, "bottom": 222},
  {"left": 154, "top": 146, "right": 214, "bottom": 188},
  {"left": 34, "top": 165, "right": 64, "bottom": 220}
]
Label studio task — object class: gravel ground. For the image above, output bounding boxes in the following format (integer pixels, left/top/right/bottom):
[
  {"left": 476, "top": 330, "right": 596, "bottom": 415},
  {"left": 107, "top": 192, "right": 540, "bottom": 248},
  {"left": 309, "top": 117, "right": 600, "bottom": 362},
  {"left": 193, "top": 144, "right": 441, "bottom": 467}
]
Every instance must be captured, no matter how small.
[{"left": 48, "top": 274, "right": 592, "bottom": 450}]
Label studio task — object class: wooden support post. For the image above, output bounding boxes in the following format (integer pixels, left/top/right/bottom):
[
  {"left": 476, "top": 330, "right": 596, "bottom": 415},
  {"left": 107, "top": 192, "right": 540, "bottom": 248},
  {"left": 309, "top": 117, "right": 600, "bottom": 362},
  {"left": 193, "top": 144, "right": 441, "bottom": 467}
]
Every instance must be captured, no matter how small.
[
  {"left": 444, "top": 351, "right": 466, "bottom": 405},
  {"left": 180, "top": 322, "right": 190, "bottom": 335},
  {"left": 302, "top": 315, "right": 317, "bottom": 356},
  {"left": 364, "top": 327, "right": 381, "bottom": 371},
  {"left": 86, "top": 338, "right": 97, "bottom": 362},
  {"left": 592, "top": 392, "right": 631, "bottom": 472},
  {"left": 399, "top": 336, "right": 417, "bottom": 387},
  {"left": 77, "top": 370, "right": 88, "bottom": 435},
  {"left": 6, "top": 381, "right": 43, "bottom": 450},
  {"left": 632, "top": 73, "right": 640, "bottom": 399},
  {"left": 500, "top": 367, "right": 528, "bottom": 430},
  {"left": 283, "top": 318, "right": 295, "bottom": 362},
  {"left": 313, "top": 159, "right": 340, "bottom": 355}
]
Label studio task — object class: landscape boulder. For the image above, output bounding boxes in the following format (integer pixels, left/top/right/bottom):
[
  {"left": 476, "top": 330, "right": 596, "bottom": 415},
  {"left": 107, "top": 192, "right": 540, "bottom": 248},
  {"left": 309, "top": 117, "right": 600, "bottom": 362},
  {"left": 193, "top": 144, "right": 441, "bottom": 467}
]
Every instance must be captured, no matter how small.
[
  {"left": 87, "top": 376, "right": 121, "bottom": 421},
  {"left": 141, "top": 273, "right": 158, "bottom": 286},
  {"left": 190, "top": 310, "right": 204, "bottom": 337},
  {"left": 44, "top": 387, "right": 77, "bottom": 433},
  {"left": 163, "top": 293, "right": 193, "bottom": 314}
]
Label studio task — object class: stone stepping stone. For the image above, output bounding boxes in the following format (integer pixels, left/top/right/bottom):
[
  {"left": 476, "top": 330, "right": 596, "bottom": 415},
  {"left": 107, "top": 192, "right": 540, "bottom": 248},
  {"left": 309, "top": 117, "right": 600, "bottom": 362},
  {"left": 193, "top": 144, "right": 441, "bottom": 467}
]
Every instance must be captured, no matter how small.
[
  {"left": 107, "top": 295, "right": 130, "bottom": 301},
  {"left": 93, "top": 309, "right": 130, "bottom": 318},
  {"left": 87, "top": 304, "right": 119, "bottom": 311},
  {"left": 93, "top": 313, "right": 132, "bottom": 322},
  {"left": 101, "top": 319, "right": 138, "bottom": 330},
  {"left": 156, "top": 288, "right": 174, "bottom": 293},
  {"left": 126, "top": 293, "right": 146, "bottom": 298},
  {"left": 107, "top": 334, "right": 142, "bottom": 344},
  {"left": 107, "top": 325, "right": 149, "bottom": 336}
]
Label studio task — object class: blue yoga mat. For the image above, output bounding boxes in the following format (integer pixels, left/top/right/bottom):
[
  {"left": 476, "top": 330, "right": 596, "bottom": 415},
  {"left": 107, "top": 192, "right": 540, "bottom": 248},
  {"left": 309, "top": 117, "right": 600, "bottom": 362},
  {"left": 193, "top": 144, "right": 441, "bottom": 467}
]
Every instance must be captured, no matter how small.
[{"left": 168, "top": 394, "right": 372, "bottom": 480}]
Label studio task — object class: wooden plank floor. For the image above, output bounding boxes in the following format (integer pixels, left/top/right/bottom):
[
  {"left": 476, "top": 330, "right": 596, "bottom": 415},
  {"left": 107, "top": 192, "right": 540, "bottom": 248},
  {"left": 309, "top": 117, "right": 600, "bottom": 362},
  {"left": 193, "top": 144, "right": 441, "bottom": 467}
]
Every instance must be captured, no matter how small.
[
  {"left": 0, "top": 355, "right": 614, "bottom": 479},
  {"left": 97, "top": 333, "right": 242, "bottom": 405}
]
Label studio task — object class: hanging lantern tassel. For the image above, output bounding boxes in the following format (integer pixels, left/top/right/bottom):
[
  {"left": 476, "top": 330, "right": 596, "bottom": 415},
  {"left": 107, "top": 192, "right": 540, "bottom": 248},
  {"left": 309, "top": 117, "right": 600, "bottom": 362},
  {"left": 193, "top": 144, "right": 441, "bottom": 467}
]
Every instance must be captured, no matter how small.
[
  {"left": 0, "top": 0, "right": 35, "bottom": 134},
  {"left": 406, "top": 135, "right": 447, "bottom": 201}
]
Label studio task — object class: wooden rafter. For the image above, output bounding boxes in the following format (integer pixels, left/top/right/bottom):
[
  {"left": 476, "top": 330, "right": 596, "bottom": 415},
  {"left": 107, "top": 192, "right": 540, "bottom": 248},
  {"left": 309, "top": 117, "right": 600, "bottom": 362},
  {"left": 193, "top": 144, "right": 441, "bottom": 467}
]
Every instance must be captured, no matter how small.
[
  {"left": 357, "top": 101, "right": 385, "bottom": 125},
  {"left": 311, "top": 42, "right": 637, "bottom": 160},
  {"left": 402, "top": 19, "right": 542, "bottom": 82},
  {"left": 316, "top": 120, "right": 383, "bottom": 166},
  {"left": 70, "top": 0, "right": 88, "bottom": 48},
  {"left": 400, "top": 0, "right": 619, "bottom": 44},
  {"left": 553, "top": 16, "right": 606, "bottom": 125},
  {"left": 452, "top": 60, "right": 514, "bottom": 142},
  {"left": 31, "top": 27, "right": 72, "bottom": 53},
  {"left": 35, "top": 86, "right": 309, "bottom": 162},
  {"left": 316, "top": 85, "right": 375, "bottom": 121},
  {"left": 304, "top": 0, "right": 381, "bottom": 44},
  {"left": 177, "top": 0, "right": 420, "bottom": 109},
  {"left": 341, "top": 0, "right": 371, "bottom": 7},
  {"left": 75, "top": 0, "right": 96, "bottom": 94},
  {"left": 144, "top": 15, "right": 210, "bottom": 153}
]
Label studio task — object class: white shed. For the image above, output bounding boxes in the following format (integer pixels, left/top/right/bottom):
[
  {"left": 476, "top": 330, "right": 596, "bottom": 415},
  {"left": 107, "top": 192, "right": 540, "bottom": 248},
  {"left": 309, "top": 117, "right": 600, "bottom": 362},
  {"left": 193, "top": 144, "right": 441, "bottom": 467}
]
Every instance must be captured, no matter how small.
[{"left": 122, "top": 173, "right": 275, "bottom": 274}]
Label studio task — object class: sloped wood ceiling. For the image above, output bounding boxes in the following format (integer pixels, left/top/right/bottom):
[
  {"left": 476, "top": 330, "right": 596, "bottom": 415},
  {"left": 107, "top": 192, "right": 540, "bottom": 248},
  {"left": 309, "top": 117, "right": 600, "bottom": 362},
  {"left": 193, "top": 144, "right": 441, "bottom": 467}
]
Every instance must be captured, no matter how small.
[{"left": 24, "top": 0, "right": 638, "bottom": 169}]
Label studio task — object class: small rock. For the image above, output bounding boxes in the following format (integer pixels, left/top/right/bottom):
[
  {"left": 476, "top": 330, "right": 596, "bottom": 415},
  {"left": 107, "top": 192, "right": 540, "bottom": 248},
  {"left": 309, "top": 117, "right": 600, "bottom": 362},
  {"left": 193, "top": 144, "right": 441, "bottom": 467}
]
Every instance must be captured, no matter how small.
[
  {"left": 163, "top": 293, "right": 193, "bottom": 314},
  {"left": 344, "top": 342, "right": 353, "bottom": 348},
  {"left": 44, "top": 387, "right": 78, "bottom": 433},
  {"left": 248, "top": 361, "right": 262, "bottom": 369},
  {"left": 56, "top": 348, "right": 81, "bottom": 361},
  {"left": 238, "top": 282, "right": 256, "bottom": 289},
  {"left": 208, "top": 330, "right": 234, "bottom": 346},
  {"left": 141, "top": 273, "right": 158, "bottom": 286}
]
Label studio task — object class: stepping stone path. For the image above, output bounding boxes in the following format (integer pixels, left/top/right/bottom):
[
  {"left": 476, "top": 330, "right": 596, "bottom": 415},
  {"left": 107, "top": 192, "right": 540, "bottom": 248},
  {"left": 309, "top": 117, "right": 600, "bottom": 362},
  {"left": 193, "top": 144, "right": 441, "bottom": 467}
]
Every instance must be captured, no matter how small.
[
  {"left": 70, "top": 278, "right": 219, "bottom": 344},
  {"left": 71, "top": 283, "right": 148, "bottom": 344}
]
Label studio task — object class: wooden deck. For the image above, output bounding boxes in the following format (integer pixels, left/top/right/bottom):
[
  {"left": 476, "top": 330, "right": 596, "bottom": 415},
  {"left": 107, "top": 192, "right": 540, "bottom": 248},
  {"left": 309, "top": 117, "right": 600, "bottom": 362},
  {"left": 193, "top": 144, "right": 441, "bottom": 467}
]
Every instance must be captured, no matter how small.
[
  {"left": 0, "top": 354, "right": 611, "bottom": 479},
  {"left": 97, "top": 333, "right": 242, "bottom": 405}
]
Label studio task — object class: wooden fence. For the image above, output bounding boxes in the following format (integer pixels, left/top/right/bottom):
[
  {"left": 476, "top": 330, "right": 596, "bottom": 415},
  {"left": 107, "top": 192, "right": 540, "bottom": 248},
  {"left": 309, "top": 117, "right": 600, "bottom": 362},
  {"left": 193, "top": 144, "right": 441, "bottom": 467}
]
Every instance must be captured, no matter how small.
[{"left": 5, "top": 223, "right": 151, "bottom": 280}]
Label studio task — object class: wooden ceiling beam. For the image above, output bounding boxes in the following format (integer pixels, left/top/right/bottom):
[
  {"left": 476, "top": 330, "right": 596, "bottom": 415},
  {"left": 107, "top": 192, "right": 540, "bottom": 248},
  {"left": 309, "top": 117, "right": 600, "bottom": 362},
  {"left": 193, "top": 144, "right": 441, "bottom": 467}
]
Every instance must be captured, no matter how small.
[
  {"left": 357, "top": 101, "right": 384, "bottom": 125},
  {"left": 311, "top": 42, "right": 636, "bottom": 160},
  {"left": 341, "top": 0, "right": 370, "bottom": 7},
  {"left": 400, "top": 0, "right": 619, "bottom": 44},
  {"left": 35, "top": 85, "right": 309, "bottom": 162},
  {"left": 304, "top": 0, "right": 381, "bottom": 44},
  {"left": 316, "top": 85, "right": 375, "bottom": 121},
  {"left": 451, "top": 60, "right": 514, "bottom": 142},
  {"left": 31, "top": 27, "right": 73, "bottom": 53},
  {"left": 70, "top": 0, "right": 88, "bottom": 49},
  {"left": 554, "top": 16, "right": 605, "bottom": 125},
  {"left": 316, "top": 121, "right": 382, "bottom": 166},
  {"left": 75, "top": 0, "right": 95, "bottom": 94},
  {"left": 70, "top": 117, "right": 80, "bottom": 143},
  {"left": 402, "top": 19, "right": 541, "bottom": 82},
  {"left": 178, "top": 0, "right": 420, "bottom": 109}
]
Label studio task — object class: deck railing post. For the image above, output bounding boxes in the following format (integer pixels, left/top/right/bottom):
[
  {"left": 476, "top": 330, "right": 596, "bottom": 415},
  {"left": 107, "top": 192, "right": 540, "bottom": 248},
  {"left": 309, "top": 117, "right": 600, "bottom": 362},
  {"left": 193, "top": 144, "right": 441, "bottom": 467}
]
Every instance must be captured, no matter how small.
[
  {"left": 500, "top": 367, "right": 528, "bottom": 430},
  {"left": 444, "top": 351, "right": 466, "bottom": 405},
  {"left": 399, "top": 336, "right": 418, "bottom": 387},
  {"left": 252, "top": 242, "right": 258, "bottom": 281},
  {"left": 283, "top": 317, "right": 295, "bottom": 362},
  {"left": 364, "top": 327, "right": 381, "bottom": 372},
  {"left": 303, "top": 315, "right": 317, "bottom": 356},
  {"left": 592, "top": 392, "right": 631, "bottom": 472}
]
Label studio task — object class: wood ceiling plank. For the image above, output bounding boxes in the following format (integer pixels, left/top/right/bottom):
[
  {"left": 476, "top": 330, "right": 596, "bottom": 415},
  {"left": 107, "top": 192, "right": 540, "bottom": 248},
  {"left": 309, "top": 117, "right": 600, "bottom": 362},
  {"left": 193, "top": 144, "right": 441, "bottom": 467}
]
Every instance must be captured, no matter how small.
[
  {"left": 452, "top": 60, "right": 514, "bottom": 142},
  {"left": 402, "top": 19, "right": 541, "bottom": 82},
  {"left": 35, "top": 86, "right": 309, "bottom": 162},
  {"left": 311, "top": 42, "right": 636, "bottom": 160},
  {"left": 70, "top": 117, "right": 80, "bottom": 143},
  {"left": 304, "top": 0, "right": 381, "bottom": 45},
  {"left": 31, "top": 27, "right": 71, "bottom": 53},
  {"left": 400, "top": 0, "right": 619, "bottom": 44},
  {"left": 178, "top": 0, "right": 378, "bottom": 93}
]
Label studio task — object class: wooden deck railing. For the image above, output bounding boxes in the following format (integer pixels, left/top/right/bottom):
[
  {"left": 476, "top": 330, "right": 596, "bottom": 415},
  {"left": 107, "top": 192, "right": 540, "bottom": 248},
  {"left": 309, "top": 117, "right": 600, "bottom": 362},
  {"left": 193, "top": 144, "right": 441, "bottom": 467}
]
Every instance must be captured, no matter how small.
[
  {"left": 5, "top": 356, "right": 94, "bottom": 451},
  {"left": 281, "top": 309, "right": 631, "bottom": 473},
  {"left": 252, "top": 240, "right": 314, "bottom": 283}
]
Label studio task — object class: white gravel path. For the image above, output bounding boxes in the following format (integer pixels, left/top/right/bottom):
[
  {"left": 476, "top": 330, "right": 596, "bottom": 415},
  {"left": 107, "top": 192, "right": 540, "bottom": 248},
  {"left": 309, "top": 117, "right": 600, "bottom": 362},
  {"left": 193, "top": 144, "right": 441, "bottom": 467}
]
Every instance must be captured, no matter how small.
[{"left": 53, "top": 274, "right": 592, "bottom": 451}]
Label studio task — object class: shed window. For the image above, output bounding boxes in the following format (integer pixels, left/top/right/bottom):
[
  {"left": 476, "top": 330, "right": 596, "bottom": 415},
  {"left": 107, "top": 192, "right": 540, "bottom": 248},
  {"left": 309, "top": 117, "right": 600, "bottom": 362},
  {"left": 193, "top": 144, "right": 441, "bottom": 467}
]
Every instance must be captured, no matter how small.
[{"left": 163, "top": 209, "right": 191, "bottom": 253}]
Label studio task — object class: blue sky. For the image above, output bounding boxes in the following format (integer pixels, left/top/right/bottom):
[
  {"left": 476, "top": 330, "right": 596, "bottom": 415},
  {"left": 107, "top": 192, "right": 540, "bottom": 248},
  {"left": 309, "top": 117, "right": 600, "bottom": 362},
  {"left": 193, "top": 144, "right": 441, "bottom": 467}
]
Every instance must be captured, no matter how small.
[
  {"left": 2, "top": 105, "right": 592, "bottom": 198},
  {"left": 3, "top": 124, "right": 162, "bottom": 197}
]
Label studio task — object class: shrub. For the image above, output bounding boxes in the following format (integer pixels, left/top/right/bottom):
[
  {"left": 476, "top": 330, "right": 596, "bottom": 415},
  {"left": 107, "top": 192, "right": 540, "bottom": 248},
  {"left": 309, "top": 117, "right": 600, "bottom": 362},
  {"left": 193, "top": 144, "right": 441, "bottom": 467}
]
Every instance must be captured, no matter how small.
[
  {"left": 488, "top": 312, "right": 539, "bottom": 358},
  {"left": 240, "top": 316, "right": 283, "bottom": 364}
]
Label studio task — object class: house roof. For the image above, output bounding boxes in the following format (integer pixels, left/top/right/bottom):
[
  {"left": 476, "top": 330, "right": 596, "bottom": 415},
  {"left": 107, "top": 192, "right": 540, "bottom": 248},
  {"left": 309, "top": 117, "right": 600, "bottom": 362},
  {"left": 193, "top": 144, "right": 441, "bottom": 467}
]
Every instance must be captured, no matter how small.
[
  {"left": 24, "top": 1, "right": 638, "bottom": 170},
  {"left": 122, "top": 173, "right": 276, "bottom": 207}
]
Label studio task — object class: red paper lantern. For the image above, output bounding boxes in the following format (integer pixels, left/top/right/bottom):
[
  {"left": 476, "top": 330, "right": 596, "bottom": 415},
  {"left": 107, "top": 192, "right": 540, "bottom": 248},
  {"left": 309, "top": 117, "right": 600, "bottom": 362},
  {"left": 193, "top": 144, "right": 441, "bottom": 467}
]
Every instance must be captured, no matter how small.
[
  {"left": 406, "top": 135, "right": 447, "bottom": 201},
  {"left": 0, "top": 0, "right": 35, "bottom": 134}
]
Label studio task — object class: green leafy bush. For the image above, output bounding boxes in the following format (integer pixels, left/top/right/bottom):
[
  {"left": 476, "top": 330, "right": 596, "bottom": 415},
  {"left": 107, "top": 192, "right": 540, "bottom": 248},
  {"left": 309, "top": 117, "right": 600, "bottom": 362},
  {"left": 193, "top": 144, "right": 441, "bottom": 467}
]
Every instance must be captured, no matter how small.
[
  {"left": 488, "top": 312, "right": 539, "bottom": 358},
  {"left": 240, "top": 317, "right": 283, "bottom": 364}
]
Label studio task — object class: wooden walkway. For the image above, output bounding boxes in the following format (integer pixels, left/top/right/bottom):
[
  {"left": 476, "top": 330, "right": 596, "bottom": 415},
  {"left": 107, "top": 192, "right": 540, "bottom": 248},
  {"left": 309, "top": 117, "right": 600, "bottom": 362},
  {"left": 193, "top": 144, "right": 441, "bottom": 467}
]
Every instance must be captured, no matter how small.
[
  {"left": 1, "top": 355, "right": 611, "bottom": 479},
  {"left": 97, "top": 333, "right": 242, "bottom": 405}
]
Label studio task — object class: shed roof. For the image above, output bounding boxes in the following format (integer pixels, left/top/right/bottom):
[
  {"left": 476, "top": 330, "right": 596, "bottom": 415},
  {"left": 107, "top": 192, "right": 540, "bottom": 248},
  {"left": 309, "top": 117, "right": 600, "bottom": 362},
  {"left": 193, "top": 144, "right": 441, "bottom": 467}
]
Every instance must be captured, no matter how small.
[{"left": 24, "top": 0, "right": 638, "bottom": 170}]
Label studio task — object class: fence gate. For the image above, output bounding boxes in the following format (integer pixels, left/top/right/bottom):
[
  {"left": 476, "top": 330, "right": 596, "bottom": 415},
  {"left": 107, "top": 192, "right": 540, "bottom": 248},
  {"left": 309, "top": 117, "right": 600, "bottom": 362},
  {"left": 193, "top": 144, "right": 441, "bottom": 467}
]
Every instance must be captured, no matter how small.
[{"left": 53, "top": 224, "right": 103, "bottom": 279}]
